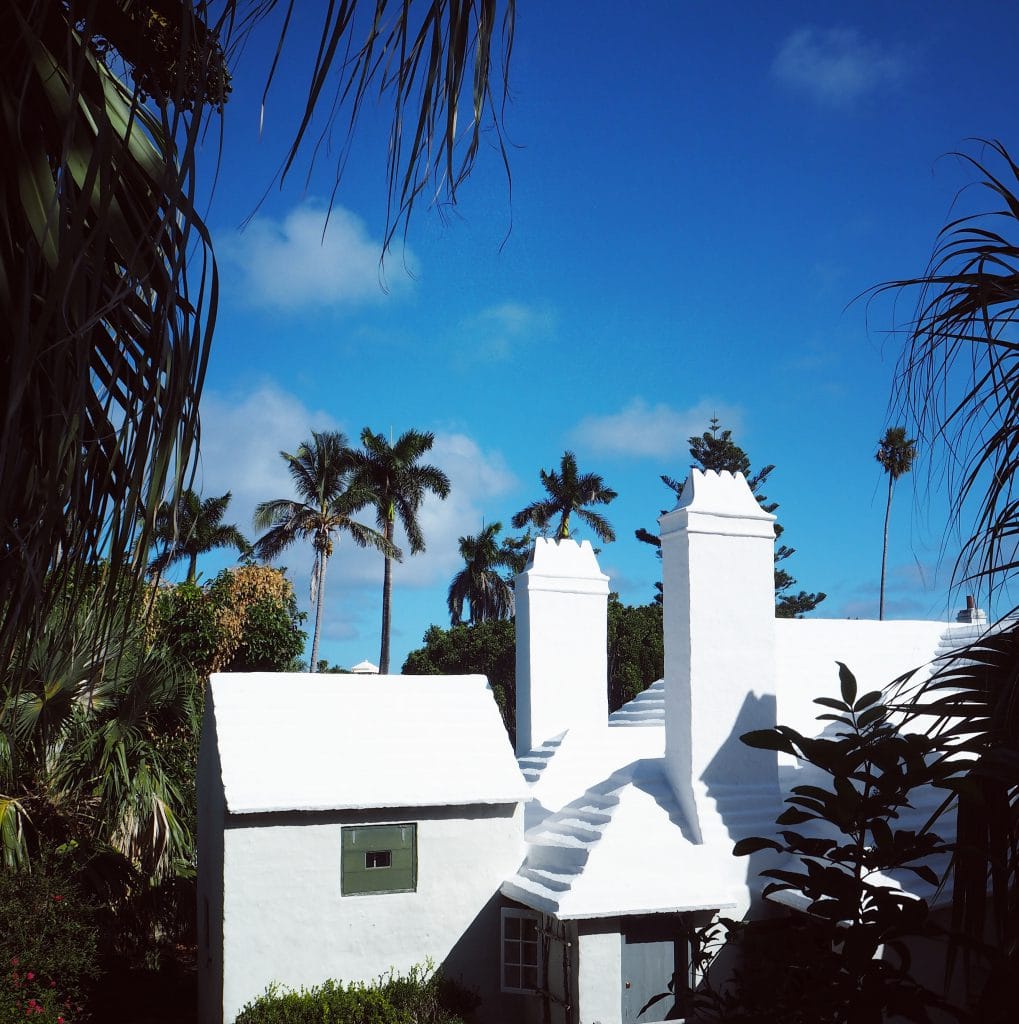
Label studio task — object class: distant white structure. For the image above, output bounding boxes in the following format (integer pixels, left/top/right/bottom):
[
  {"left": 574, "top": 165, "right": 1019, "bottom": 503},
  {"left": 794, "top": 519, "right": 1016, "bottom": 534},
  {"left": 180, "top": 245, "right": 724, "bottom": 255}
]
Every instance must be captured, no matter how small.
[
  {"left": 349, "top": 659, "right": 379, "bottom": 674},
  {"left": 199, "top": 470, "right": 982, "bottom": 1024}
]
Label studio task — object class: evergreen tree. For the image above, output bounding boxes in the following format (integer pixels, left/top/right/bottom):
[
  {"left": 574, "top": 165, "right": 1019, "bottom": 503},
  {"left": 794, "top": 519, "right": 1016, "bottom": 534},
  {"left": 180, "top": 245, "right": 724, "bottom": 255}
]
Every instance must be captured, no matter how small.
[{"left": 635, "top": 418, "right": 825, "bottom": 617}]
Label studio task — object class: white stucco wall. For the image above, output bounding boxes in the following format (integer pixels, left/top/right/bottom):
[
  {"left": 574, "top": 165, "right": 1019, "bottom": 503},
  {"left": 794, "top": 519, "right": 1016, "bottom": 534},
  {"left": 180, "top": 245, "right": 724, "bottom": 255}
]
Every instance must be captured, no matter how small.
[
  {"left": 218, "top": 805, "right": 523, "bottom": 1024},
  {"left": 775, "top": 617, "right": 945, "bottom": 741},
  {"left": 515, "top": 539, "right": 610, "bottom": 754}
]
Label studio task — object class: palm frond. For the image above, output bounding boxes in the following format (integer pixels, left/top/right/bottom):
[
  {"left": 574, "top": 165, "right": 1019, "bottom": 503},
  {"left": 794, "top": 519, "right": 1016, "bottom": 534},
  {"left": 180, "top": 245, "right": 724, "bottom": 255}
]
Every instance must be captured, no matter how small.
[{"left": 878, "top": 139, "right": 1019, "bottom": 595}]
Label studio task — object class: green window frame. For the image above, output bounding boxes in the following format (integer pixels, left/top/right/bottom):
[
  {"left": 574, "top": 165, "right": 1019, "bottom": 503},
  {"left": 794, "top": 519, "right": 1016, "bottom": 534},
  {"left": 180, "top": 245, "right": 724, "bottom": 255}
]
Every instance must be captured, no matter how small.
[{"left": 341, "top": 824, "right": 417, "bottom": 895}]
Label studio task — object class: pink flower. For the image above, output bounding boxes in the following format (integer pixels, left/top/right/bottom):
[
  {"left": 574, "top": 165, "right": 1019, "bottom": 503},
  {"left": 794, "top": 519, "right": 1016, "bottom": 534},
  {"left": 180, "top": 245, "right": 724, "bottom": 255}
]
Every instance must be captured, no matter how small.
[
  {"left": 25, "top": 972, "right": 34, "bottom": 981},
  {"left": 10, "top": 957, "right": 18, "bottom": 966}
]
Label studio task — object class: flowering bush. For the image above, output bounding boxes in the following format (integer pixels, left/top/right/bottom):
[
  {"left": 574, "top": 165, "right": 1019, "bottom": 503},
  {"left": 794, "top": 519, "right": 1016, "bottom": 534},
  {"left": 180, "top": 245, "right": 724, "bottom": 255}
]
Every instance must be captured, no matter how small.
[{"left": 0, "top": 862, "right": 98, "bottom": 1023}]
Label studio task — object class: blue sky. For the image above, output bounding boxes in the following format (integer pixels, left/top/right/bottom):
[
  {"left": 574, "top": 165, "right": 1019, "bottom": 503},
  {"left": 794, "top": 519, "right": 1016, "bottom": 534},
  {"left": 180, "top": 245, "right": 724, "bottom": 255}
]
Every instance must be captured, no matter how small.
[{"left": 183, "top": 2, "right": 1015, "bottom": 670}]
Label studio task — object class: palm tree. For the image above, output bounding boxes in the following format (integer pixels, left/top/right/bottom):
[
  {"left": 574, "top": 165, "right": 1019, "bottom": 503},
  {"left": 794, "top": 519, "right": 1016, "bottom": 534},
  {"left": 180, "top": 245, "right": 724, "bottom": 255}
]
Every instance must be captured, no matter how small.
[
  {"left": 880, "top": 139, "right": 1019, "bottom": 999},
  {"left": 146, "top": 490, "right": 250, "bottom": 583},
  {"left": 2, "top": 1, "right": 514, "bottom": 700},
  {"left": 353, "top": 429, "right": 451, "bottom": 674},
  {"left": 512, "top": 451, "right": 617, "bottom": 543},
  {"left": 253, "top": 432, "right": 397, "bottom": 674},
  {"left": 874, "top": 428, "right": 917, "bottom": 620},
  {"left": 448, "top": 522, "right": 515, "bottom": 625}
]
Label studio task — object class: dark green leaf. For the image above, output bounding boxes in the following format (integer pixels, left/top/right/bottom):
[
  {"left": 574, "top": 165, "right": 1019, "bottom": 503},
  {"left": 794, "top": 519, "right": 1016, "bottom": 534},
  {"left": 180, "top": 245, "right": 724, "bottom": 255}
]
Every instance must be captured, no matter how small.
[{"left": 838, "top": 662, "right": 858, "bottom": 706}]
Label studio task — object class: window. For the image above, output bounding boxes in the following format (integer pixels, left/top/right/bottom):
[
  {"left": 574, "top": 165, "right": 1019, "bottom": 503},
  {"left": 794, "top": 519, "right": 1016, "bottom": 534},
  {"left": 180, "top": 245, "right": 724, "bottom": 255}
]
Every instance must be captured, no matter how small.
[
  {"left": 501, "top": 907, "right": 541, "bottom": 993},
  {"left": 341, "top": 824, "right": 416, "bottom": 895}
]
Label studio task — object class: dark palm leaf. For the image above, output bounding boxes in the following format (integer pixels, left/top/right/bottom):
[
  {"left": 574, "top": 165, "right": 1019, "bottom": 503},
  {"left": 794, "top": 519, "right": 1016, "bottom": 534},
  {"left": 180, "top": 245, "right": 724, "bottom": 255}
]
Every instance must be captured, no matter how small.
[
  {"left": 147, "top": 489, "right": 249, "bottom": 580},
  {"left": 513, "top": 451, "right": 617, "bottom": 542},
  {"left": 878, "top": 140, "right": 1019, "bottom": 593},
  {"left": 447, "top": 521, "right": 514, "bottom": 625},
  {"left": 2, "top": 1, "right": 513, "bottom": 703},
  {"left": 352, "top": 427, "right": 451, "bottom": 672},
  {"left": 253, "top": 432, "right": 395, "bottom": 672},
  {"left": 880, "top": 139, "right": 1019, "bottom": 989}
]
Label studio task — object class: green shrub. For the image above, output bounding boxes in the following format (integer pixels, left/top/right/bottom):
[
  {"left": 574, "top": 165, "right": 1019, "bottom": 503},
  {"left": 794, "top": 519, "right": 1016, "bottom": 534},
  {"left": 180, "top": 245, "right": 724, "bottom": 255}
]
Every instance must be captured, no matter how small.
[
  {"left": 233, "top": 964, "right": 479, "bottom": 1024},
  {"left": 0, "top": 859, "right": 99, "bottom": 1023}
]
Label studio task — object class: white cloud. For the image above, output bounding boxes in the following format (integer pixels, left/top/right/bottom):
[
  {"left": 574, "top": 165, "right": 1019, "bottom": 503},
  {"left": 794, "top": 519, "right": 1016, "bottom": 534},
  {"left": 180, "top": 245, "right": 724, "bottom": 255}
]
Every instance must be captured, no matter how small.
[
  {"left": 772, "top": 27, "right": 907, "bottom": 108},
  {"left": 455, "top": 301, "right": 556, "bottom": 361},
  {"left": 194, "top": 383, "right": 339, "bottom": 614},
  {"left": 570, "top": 399, "right": 742, "bottom": 460},
  {"left": 218, "top": 202, "right": 416, "bottom": 310}
]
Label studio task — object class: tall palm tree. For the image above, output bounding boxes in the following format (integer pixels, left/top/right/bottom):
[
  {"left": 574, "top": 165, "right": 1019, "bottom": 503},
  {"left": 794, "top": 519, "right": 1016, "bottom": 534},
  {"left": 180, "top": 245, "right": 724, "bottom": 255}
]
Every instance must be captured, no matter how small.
[
  {"left": 512, "top": 451, "right": 617, "bottom": 543},
  {"left": 2, "top": 1, "right": 514, "bottom": 700},
  {"left": 353, "top": 429, "right": 451, "bottom": 674},
  {"left": 147, "top": 490, "right": 250, "bottom": 583},
  {"left": 875, "top": 427, "right": 917, "bottom": 620},
  {"left": 448, "top": 522, "right": 515, "bottom": 625},
  {"left": 253, "top": 432, "right": 397, "bottom": 674},
  {"left": 880, "top": 139, "right": 1019, "bottom": 997}
]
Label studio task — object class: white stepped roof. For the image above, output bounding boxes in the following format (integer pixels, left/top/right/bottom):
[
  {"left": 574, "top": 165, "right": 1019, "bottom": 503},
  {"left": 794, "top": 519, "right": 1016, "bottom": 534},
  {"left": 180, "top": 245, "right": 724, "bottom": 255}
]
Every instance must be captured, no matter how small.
[
  {"left": 207, "top": 673, "right": 528, "bottom": 814},
  {"left": 504, "top": 617, "right": 982, "bottom": 921}
]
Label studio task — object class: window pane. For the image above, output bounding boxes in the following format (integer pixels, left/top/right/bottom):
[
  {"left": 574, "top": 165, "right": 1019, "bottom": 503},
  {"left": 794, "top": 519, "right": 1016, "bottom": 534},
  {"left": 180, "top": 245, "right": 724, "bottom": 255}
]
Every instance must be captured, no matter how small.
[
  {"left": 365, "top": 850, "right": 392, "bottom": 869},
  {"left": 504, "top": 964, "right": 521, "bottom": 989},
  {"left": 505, "top": 915, "right": 520, "bottom": 939},
  {"left": 522, "top": 966, "right": 538, "bottom": 990},
  {"left": 521, "top": 918, "right": 538, "bottom": 940},
  {"left": 521, "top": 941, "right": 537, "bottom": 966},
  {"left": 505, "top": 940, "right": 520, "bottom": 965}
]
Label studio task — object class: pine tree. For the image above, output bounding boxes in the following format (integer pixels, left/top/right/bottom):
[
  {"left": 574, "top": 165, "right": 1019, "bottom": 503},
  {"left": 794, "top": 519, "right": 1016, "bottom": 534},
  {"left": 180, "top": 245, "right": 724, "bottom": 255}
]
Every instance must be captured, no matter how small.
[{"left": 635, "top": 418, "right": 826, "bottom": 617}]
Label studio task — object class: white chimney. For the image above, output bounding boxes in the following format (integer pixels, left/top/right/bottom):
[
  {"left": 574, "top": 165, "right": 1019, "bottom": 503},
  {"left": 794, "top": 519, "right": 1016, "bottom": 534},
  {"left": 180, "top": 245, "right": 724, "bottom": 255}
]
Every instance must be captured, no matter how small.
[
  {"left": 514, "top": 538, "right": 610, "bottom": 755},
  {"left": 659, "top": 470, "right": 779, "bottom": 844}
]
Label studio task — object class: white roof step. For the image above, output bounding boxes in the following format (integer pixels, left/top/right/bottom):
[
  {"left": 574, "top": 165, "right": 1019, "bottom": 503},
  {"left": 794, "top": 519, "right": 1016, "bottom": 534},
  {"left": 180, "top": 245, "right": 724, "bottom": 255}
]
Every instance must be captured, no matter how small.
[
  {"left": 540, "top": 817, "right": 602, "bottom": 842},
  {"left": 556, "top": 803, "right": 613, "bottom": 826},
  {"left": 501, "top": 876, "right": 563, "bottom": 913},
  {"left": 518, "top": 865, "right": 578, "bottom": 893},
  {"left": 609, "top": 682, "right": 666, "bottom": 727},
  {"left": 524, "top": 834, "right": 594, "bottom": 871},
  {"left": 516, "top": 731, "right": 567, "bottom": 785}
]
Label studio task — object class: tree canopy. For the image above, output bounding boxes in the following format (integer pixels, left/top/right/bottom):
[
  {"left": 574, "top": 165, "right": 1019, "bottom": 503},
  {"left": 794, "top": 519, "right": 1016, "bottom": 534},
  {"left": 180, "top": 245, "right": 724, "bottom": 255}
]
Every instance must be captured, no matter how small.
[
  {"left": 447, "top": 522, "right": 515, "bottom": 626},
  {"left": 253, "top": 431, "right": 394, "bottom": 673},
  {"left": 352, "top": 428, "right": 450, "bottom": 674},
  {"left": 147, "top": 490, "right": 249, "bottom": 582}
]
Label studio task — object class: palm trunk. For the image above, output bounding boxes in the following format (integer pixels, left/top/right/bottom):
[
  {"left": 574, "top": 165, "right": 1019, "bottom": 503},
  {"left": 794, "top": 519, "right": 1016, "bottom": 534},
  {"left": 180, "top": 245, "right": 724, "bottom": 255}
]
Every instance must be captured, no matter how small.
[
  {"left": 310, "top": 551, "right": 327, "bottom": 673},
  {"left": 879, "top": 476, "right": 893, "bottom": 620},
  {"left": 379, "top": 518, "right": 394, "bottom": 674},
  {"left": 187, "top": 552, "right": 198, "bottom": 583}
]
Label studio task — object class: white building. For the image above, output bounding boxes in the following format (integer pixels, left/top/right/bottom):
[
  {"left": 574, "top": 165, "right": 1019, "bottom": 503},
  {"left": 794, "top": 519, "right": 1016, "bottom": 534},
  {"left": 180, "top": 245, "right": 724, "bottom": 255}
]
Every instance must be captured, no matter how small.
[
  {"left": 198, "top": 470, "right": 980, "bottom": 1024},
  {"left": 197, "top": 674, "right": 528, "bottom": 1023}
]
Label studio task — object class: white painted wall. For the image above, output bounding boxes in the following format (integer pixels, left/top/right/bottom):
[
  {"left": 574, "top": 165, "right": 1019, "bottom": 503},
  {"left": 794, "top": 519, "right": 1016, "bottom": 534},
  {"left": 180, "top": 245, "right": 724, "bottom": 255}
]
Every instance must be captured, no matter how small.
[
  {"left": 515, "top": 539, "right": 610, "bottom": 755},
  {"left": 660, "top": 470, "right": 780, "bottom": 850},
  {"left": 216, "top": 805, "right": 523, "bottom": 1024}
]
